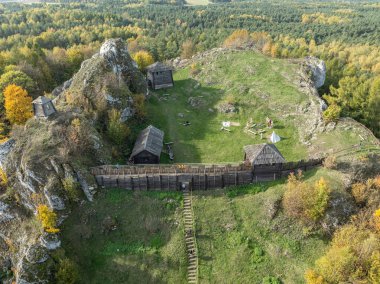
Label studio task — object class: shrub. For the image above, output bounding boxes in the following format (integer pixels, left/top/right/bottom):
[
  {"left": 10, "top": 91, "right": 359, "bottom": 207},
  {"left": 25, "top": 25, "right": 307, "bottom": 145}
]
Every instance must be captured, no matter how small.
[
  {"left": 107, "top": 109, "right": 130, "bottom": 145},
  {"left": 323, "top": 155, "right": 337, "bottom": 169},
  {"left": 55, "top": 258, "right": 79, "bottom": 284},
  {"left": 36, "top": 204, "right": 60, "bottom": 234},
  {"left": 67, "top": 118, "right": 92, "bottom": 152},
  {"left": 62, "top": 177, "right": 81, "bottom": 202},
  {"left": 323, "top": 104, "right": 341, "bottom": 123},
  {"left": 0, "top": 167, "right": 7, "bottom": 188},
  {"left": 305, "top": 269, "right": 325, "bottom": 284},
  {"left": 351, "top": 182, "right": 368, "bottom": 205},
  {"left": 283, "top": 173, "right": 331, "bottom": 222},
  {"left": 374, "top": 209, "right": 380, "bottom": 232},
  {"left": 190, "top": 63, "right": 201, "bottom": 76},
  {"left": 262, "top": 276, "right": 281, "bottom": 284},
  {"left": 133, "top": 94, "right": 146, "bottom": 119}
]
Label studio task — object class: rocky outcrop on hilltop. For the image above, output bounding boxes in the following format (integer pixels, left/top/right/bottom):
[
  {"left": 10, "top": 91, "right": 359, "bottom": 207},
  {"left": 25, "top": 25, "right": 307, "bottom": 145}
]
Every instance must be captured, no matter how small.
[
  {"left": 59, "top": 38, "right": 147, "bottom": 117},
  {"left": 304, "top": 56, "right": 326, "bottom": 89},
  {"left": 0, "top": 38, "right": 147, "bottom": 284}
]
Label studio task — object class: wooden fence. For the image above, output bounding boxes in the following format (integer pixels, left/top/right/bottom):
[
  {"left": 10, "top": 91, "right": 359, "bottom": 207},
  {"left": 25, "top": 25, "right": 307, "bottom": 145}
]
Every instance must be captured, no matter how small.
[{"left": 91, "top": 158, "right": 323, "bottom": 191}]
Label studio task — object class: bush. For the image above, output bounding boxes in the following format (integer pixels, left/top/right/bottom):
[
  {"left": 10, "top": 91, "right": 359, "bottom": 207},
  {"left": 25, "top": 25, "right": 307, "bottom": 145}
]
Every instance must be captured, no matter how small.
[
  {"left": 133, "top": 94, "right": 146, "bottom": 119},
  {"left": 62, "top": 177, "right": 81, "bottom": 202},
  {"left": 323, "top": 155, "right": 337, "bottom": 169},
  {"left": 36, "top": 204, "right": 60, "bottom": 234},
  {"left": 283, "top": 172, "right": 331, "bottom": 222},
  {"left": 55, "top": 258, "right": 79, "bottom": 284},
  {"left": 323, "top": 104, "right": 341, "bottom": 123},
  {"left": 351, "top": 182, "right": 368, "bottom": 205},
  {"left": 107, "top": 109, "right": 130, "bottom": 145}
]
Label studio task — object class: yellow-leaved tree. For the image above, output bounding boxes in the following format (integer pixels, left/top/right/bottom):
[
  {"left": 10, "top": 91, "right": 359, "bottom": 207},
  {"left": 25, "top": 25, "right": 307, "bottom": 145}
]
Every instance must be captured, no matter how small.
[
  {"left": 37, "top": 204, "right": 60, "bottom": 234},
  {"left": 132, "top": 51, "right": 154, "bottom": 71},
  {"left": 4, "top": 84, "right": 33, "bottom": 125}
]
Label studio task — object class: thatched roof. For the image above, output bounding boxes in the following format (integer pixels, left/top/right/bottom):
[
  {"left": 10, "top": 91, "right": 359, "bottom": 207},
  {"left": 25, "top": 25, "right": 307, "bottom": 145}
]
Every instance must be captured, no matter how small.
[
  {"left": 244, "top": 143, "right": 286, "bottom": 165},
  {"left": 32, "top": 96, "right": 52, "bottom": 105},
  {"left": 146, "top": 62, "right": 173, "bottom": 72},
  {"left": 130, "top": 125, "right": 164, "bottom": 159}
]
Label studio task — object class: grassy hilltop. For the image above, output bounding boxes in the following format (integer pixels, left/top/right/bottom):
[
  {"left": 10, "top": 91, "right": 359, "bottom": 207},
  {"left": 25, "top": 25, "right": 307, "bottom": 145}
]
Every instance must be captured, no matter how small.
[
  {"left": 61, "top": 49, "right": 379, "bottom": 283},
  {"left": 147, "top": 49, "right": 377, "bottom": 164}
]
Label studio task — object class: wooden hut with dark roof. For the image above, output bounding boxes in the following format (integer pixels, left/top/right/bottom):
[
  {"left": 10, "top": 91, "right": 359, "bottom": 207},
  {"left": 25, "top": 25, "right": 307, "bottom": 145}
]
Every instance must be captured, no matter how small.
[
  {"left": 32, "top": 96, "right": 56, "bottom": 118},
  {"left": 243, "top": 143, "right": 286, "bottom": 166},
  {"left": 146, "top": 62, "right": 174, "bottom": 90},
  {"left": 130, "top": 125, "right": 164, "bottom": 164}
]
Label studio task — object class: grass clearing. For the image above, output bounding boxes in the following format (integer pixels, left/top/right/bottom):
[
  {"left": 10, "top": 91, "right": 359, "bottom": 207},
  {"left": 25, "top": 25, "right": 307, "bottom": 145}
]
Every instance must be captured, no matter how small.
[
  {"left": 192, "top": 167, "right": 344, "bottom": 283},
  {"left": 147, "top": 51, "right": 308, "bottom": 163},
  {"left": 61, "top": 189, "right": 187, "bottom": 284}
]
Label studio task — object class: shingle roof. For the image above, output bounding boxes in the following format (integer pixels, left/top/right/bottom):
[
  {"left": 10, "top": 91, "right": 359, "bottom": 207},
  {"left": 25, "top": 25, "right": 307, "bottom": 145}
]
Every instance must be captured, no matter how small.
[
  {"left": 130, "top": 125, "right": 164, "bottom": 159},
  {"left": 32, "top": 96, "right": 52, "bottom": 104},
  {"left": 244, "top": 143, "right": 286, "bottom": 165},
  {"left": 146, "top": 62, "right": 173, "bottom": 72}
]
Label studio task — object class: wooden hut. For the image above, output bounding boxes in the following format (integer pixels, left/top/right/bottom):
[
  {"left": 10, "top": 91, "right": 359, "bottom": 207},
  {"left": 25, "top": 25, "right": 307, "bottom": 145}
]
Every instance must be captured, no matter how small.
[
  {"left": 32, "top": 96, "right": 56, "bottom": 118},
  {"left": 243, "top": 143, "right": 286, "bottom": 166},
  {"left": 146, "top": 62, "right": 174, "bottom": 90},
  {"left": 130, "top": 125, "right": 164, "bottom": 164}
]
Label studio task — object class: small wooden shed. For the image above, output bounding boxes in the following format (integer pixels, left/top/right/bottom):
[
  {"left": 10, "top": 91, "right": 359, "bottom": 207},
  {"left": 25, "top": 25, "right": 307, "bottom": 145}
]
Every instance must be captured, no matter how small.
[
  {"left": 32, "top": 96, "right": 56, "bottom": 118},
  {"left": 130, "top": 125, "right": 164, "bottom": 164},
  {"left": 243, "top": 143, "right": 286, "bottom": 166},
  {"left": 146, "top": 62, "right": 174, "bottom": 90}
]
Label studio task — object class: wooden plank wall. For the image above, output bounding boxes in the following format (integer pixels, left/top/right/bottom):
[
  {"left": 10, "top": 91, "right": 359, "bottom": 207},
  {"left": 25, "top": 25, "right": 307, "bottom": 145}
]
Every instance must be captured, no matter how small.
[{"left": 92, "top": 158, "right": 324, "bottom": 191}]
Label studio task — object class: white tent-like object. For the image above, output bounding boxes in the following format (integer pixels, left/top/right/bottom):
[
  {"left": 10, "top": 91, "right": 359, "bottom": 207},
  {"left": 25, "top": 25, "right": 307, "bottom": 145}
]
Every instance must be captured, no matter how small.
[{"left": 270, "top": 131, "right": 281, "bottom": 143}]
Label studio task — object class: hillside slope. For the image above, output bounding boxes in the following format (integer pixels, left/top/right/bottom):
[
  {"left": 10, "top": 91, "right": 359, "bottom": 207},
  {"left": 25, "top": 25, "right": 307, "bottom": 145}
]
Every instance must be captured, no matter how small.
[{"left": 0, "top": 39, "right": 147, "bottom": 284}]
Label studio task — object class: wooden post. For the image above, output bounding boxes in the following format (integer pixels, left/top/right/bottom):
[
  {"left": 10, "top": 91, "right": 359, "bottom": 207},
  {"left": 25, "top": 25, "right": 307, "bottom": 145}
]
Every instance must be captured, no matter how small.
[
  {"left": 176, "top": 175, "right": 179, "bottom": 191},
  {"left": 146, "top": 175, "right": 149, "bottom": 191},
  {"left": 131, "top": 176, "right": 134, "bottom": 190},
  {"left": 159, "top": 175, "right": 162, "bottom": 190},
  {"left": 205, "top": 174, "right": 208, "bottom": 190},
  {"left": 221, "top": 173, "right": 225, "bottom": 188},
  {"left": 235, "top": 171, "right": 238, "bottom": 186}
]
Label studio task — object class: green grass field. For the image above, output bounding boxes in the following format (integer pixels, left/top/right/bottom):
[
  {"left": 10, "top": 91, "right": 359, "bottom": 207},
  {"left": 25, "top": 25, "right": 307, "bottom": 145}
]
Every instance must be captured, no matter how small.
[
  {"left": 147, "top": 51, "right": 309, "bottom": 164},
  {"left": 61, "top": 168, "right": 347, "bottom": 283},
  {"left": 193, "top": 167, "right": 344, "bottom": 283},
  {"left": 61, "top": 190, "right": 187, "bottom": 284}
]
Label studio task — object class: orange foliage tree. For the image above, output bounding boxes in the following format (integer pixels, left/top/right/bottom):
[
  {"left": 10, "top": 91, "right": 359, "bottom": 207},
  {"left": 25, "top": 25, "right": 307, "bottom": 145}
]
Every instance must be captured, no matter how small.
[
  {"left": 3, "top": 84, "right": 33, "bottom": 125},
  {"left": 223, "top": 29, "right": 250, "bottom": 48}
]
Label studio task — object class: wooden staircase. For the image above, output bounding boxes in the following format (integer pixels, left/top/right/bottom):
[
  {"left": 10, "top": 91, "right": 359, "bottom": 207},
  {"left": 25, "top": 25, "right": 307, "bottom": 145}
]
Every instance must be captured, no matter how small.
[{"left": 183, "top": 189, "right": 198, "bottom": 284}]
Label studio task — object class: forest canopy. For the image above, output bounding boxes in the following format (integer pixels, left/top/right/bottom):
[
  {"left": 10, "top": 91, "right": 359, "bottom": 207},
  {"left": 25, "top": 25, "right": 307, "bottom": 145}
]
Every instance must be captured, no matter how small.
[{"left": 0, "top": 0, "right": 379, "bottom": 136}]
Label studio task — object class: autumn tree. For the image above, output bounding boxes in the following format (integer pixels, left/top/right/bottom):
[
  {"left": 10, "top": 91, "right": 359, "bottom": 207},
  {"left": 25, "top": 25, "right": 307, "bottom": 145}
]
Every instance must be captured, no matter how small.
[
  {"left": 132, "top": 50, "right": 154, "bottom": 71},
  {"left": 223, "top": 29, "right": 251, "bottom": 48},
  {"left": 37, "top": 204, "right": 60, "bottom": 234},
  {"left": 181, "top": 39, "right": 195, "bottom": 59},
  {"left": 3, "top": 84, "right": 33, "bottom": 125},
  {"left": 283, "top": 172, "right": 331, "bottom": 222}
]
